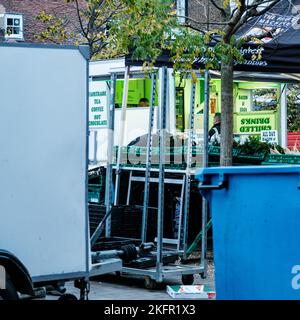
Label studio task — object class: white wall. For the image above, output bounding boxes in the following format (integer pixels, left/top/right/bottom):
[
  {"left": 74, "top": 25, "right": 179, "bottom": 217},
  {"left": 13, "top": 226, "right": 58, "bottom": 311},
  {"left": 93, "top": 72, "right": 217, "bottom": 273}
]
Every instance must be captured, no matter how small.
[{"left": 89, "top": 107, "right": 158, "bottom": 163}]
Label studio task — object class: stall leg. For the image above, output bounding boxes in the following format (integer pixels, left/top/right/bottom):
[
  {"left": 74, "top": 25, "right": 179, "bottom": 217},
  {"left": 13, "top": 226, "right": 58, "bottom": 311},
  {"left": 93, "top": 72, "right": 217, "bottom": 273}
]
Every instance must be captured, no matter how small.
[
  {"left": 141, "top": 72, "right": 157, "bottom": 242},
  {"left": 114, "top": 66, "right": 130, "bottom": 205},
  {"left": 105, "top": 73, "right": 117, "bottom": 238},
  {"left": 156, "top": 67, "right": 168, "bottom": 282},
  {"left": 74, "top": 278, "right": 90, "bottom": 301},
  {"left": 182, "top": 78, "right": 196, "bottom": 258},
  {"left": 200, "top": 70, "right": 210, "bottom": 278}
]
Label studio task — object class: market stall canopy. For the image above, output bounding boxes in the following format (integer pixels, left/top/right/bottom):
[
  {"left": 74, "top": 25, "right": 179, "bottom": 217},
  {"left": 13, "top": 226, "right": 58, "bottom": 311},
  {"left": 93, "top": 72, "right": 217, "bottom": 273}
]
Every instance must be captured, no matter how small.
[
  {"left": 126, "top": 0, "right": 300, "bottom": 74},
  {"left": 211, "top": 71, "right": 300, "bottom": 83},
  {"left": 235, "top": 0, "right": 300, "bottom": 73}
]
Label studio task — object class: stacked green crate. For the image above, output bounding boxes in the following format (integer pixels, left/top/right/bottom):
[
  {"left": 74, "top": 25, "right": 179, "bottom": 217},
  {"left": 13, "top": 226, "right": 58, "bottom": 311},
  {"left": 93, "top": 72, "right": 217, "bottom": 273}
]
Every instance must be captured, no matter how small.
[
  {"left": 262, "top": 154, "right": 300, "bottom": 165},
  {"left": 88, "top": 168, "right": 106, "bottom": 204},
  {"left": 208, "top": 145, "right": 267, "bottom": 165}
]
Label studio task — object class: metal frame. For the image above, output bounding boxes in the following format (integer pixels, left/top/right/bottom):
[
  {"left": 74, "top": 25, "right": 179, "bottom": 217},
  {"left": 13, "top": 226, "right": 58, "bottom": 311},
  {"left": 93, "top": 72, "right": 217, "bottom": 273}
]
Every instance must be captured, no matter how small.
[
  {"left": 280, "top": 83, "right": 287, "bottom": 148},
  {"left": 115, "top": 67, "right": 208, "bottom": 283},
  {"left": 200, "top": 70, "right": 210, "bottom": 277},
  {"left": 126, "top": 168, "right": 187, "bottom": 251},
  {"left": 90, "top": 73, "right": 117, "bottom": 243},
  {"left": 141, "top": 72, "right": 157, "bottom": 242},
  {"left": 182, "top": 80, "right": 196, "bottom": 257},
  {"left": 114, "top": 66, "right": 130, "bottom": 205},
  {"left": 89, "top": 65, "right": 208, "bottom": 284},
  {"left": 105, "top": 73, "right": 117, "bottom": 238},
  {"left": 156, "top": 67, "right": 168, "bottom": 282}
]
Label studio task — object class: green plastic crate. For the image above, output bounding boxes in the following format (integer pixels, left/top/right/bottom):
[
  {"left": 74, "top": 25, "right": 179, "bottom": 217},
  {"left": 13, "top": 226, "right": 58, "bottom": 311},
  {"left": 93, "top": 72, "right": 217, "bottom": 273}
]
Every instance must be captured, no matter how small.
[
  {"left": 235, "top": 151, "right": 267, "bottom": 165},
  {"left": 88, "top": 184, "right": 105, "bottom": 204},
  {"left": 208, "top": 146, "right": 242, "bottom": 159},
  {"left": 262, "top": 154, "right": 300, "bottom": 165}
]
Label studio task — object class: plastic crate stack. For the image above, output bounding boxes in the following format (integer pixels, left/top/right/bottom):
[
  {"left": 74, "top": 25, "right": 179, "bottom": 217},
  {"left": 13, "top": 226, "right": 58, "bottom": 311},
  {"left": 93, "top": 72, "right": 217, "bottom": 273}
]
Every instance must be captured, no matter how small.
[
  {"left": 88, "top": 167, "right": 106, "bottom": 204},
  {"left": 262, "top": 154, "right": 300, "bottom": 165}
]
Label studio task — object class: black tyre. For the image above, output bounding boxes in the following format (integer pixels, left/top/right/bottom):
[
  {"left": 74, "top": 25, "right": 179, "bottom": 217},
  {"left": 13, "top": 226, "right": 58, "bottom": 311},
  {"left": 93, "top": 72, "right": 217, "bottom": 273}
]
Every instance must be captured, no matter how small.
[
  {"left": 144, "top": 276, "right": 157, "bottom": 290},
  {"left": 200, "top": 272, "right": 207, "bottom": 279},
  {"left": 0, "top": 276, "right": 19, "bottom": 300},
  {"left": 58, "top": 293, "right": 78, "bottom": 301},
  {"left": 181, "top": 274, "right": 194, "bottom": 285}
]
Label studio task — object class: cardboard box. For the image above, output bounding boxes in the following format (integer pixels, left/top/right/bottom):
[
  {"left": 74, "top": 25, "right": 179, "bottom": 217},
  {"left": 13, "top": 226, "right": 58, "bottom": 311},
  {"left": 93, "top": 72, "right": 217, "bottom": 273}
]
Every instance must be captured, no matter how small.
[{"left": 167, "top": 285, "right": 216, "bottom": 299}]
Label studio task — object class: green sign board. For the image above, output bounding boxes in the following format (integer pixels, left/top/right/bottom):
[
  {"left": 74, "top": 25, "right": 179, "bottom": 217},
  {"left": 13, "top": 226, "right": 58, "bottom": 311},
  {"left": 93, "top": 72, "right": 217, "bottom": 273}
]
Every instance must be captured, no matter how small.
[{"left": 234, "top": 111, "right": 277, "bottom": 134}]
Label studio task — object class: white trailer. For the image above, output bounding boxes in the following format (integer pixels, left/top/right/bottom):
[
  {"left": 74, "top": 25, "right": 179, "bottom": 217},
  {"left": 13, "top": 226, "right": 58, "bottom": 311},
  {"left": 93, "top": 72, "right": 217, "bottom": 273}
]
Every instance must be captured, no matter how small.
[{"left": 0, "top": 43, "right": 121, "bottom": 300}]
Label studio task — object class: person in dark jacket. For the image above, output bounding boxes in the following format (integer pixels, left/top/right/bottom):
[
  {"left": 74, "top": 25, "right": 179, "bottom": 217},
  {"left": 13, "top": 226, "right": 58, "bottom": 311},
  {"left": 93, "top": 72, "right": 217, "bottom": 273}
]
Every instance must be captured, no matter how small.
[{"left": 208, "top": 113, "right": 221, "bottom": 144}]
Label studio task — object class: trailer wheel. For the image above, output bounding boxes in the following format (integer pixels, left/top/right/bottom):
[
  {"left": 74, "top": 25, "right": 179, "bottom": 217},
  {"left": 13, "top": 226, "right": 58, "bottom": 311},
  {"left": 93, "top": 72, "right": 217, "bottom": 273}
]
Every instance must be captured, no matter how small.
[
  {"left": 200, "top": 272, "right": 207, "bottom": 279},
  {"left": 181, "top": 274, "right": 194, "bottom": 285},
  {"left": 144, "top": 276, "right": 157, "bottom": 290},
  {"left": 58, "top": 293, "right": 78, "bottom": 301},
  {"left": 0, "top": 275, "right": 19, "bottom": 300}
]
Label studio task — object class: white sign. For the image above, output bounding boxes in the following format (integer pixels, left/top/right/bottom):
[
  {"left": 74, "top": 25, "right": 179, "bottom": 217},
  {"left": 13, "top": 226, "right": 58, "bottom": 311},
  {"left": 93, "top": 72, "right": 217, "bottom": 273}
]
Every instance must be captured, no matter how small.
[
  {"left": 261, "top": 130, "right": 278, "bottom": 144},
  {"left": 89, "top": 80, "right": 108, "bottom": 129}
]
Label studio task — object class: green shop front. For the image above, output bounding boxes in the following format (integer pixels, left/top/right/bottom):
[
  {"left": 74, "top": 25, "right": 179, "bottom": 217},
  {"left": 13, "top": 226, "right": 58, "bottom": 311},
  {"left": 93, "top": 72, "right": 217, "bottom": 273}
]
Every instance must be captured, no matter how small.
[
  {"left": 88, "top": 59, "right": 292, "bottom": 164},
  {"left": 104, "top": 72, "right": 285, "bottom": 140}
]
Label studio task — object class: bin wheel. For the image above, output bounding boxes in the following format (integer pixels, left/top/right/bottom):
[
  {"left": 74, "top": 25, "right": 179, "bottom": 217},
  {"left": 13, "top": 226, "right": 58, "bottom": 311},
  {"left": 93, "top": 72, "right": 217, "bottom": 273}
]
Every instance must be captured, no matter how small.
[
  {"left": 200, "top": 272, "right": 207, "bottom": 279},
  {"left": 144, "top": 276, "right": 157, "bottom": 290},
  {"left": 58, "top": 293, "right": 78, "bottom": 301},
  {"left": 115, "top": 271, "right": 121, "bottom": 278},
  {"left": 181, "top": 274, "right": 194, "bottom": 285},
  {"left": 0, "top": 274, "right": 19, "bottom": 300}
]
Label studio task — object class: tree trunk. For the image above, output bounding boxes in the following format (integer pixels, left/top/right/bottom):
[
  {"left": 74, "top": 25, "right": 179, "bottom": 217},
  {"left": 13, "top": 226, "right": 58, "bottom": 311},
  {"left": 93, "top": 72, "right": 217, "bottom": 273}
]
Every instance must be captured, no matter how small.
[{"left": 220, "top": 58, "right": 234, "bottom": 166}]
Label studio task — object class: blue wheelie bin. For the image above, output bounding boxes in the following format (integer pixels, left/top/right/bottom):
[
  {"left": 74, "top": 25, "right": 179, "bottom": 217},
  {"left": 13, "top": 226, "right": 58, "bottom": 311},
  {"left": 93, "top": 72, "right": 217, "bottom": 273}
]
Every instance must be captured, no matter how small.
[{"left": 196, "top": 165, "right": 300, "bottom": 300}]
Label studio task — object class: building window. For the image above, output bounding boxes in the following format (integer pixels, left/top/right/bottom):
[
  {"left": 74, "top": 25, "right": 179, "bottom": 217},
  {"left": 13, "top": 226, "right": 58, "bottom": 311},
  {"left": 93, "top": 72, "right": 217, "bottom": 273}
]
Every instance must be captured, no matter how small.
[{"left": 4, "top": 14, "right": 24, "bottom": 40}]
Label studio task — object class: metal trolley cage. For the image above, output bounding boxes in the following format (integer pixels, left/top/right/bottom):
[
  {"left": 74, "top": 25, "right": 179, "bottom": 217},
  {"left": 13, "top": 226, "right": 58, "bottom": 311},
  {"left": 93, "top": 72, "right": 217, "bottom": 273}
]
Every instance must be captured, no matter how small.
[{"left": 90, "top": 65, "right": 211, "bottom": 287}]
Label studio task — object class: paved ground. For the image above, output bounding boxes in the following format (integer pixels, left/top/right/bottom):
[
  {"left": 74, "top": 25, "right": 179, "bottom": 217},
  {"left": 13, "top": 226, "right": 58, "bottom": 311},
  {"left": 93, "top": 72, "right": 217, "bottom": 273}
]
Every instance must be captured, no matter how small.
[{"left": 45, "top": 256, "right": 215, "bottom": 300}]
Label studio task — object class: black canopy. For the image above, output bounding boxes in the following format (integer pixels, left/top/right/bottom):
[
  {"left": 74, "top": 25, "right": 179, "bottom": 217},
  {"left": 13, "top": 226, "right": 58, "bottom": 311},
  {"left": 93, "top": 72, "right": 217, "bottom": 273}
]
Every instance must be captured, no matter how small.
[
  {"left": 126, "top": 0, "right": 300, "bottom": 74},
  {"left": 235, "top": 0, "right": 300, "bottom": 73}
]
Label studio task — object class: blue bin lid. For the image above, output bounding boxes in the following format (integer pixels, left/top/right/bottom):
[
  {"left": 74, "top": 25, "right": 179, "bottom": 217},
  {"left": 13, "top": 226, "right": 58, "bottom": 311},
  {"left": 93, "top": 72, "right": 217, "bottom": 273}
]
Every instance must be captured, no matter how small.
[{"left": 196, "top": 165, "right": 300, "bottom": 181}]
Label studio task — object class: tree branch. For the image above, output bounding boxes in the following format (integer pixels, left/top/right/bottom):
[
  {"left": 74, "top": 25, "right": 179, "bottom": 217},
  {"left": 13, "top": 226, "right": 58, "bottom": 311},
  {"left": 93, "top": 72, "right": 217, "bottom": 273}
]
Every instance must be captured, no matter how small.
[
  {"left": 223, "top": 0, "right": 246, "bottom": 43},
  {"left": 75, "top": 0, "right": 88, "bottom": 38},
  {"left": 209, "top": 0, "right": 227, "bottom": 16}
]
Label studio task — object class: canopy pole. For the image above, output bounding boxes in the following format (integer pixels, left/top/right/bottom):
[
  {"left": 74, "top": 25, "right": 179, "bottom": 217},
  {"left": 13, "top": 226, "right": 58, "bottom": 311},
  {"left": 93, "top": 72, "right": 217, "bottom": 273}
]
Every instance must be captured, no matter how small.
[
  {"left": 200, "top": 70, "right": 210, "bottom": 275},
  {"left": 93, "top": 130, "right": 98, "bottom": 164},
  {"left": 182, "top": 76, "right": 196, "bottom": 257},
  {"left": 114, "top": 66, "right": 130, "bottom": 205},
  {"left": 105, "top": 72, "right": 117, "bottom": 238},
  {"left": 141, "top": 72, "right": 157, "bottom": 243},
  {"left": 280, "top": 83, "right": 287, "bottom": 148},
  {"left": 203, "top": 71, "right": 210, "bottom": 167},
  {"left": 156, "top": 66, "right": 167, "bottom": 282},
  {"left": 167, "top": 68, "right": 177, "bottom": 134}
]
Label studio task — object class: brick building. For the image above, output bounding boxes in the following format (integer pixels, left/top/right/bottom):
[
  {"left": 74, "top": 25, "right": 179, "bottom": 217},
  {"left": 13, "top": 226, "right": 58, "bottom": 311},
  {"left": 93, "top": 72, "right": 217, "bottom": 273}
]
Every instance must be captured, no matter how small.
[
  {"left": 0, "top": 0, "right": 224, "bottom": 43},
  {"left": 190, "top": 0, "right": 226, "bottom": 30},
  {"left": 0, "top": 0, "right": 85, "bottom": 42},
  {"left": 178, "top": 0, "right": 225, "bottom": 31}
]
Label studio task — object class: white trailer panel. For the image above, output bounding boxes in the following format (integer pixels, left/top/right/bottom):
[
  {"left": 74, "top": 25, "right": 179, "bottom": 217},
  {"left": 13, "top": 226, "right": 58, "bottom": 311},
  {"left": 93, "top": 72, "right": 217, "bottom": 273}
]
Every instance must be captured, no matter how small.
[{"left": 0, "top": 44, "right": 89, "bottom": 280}]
